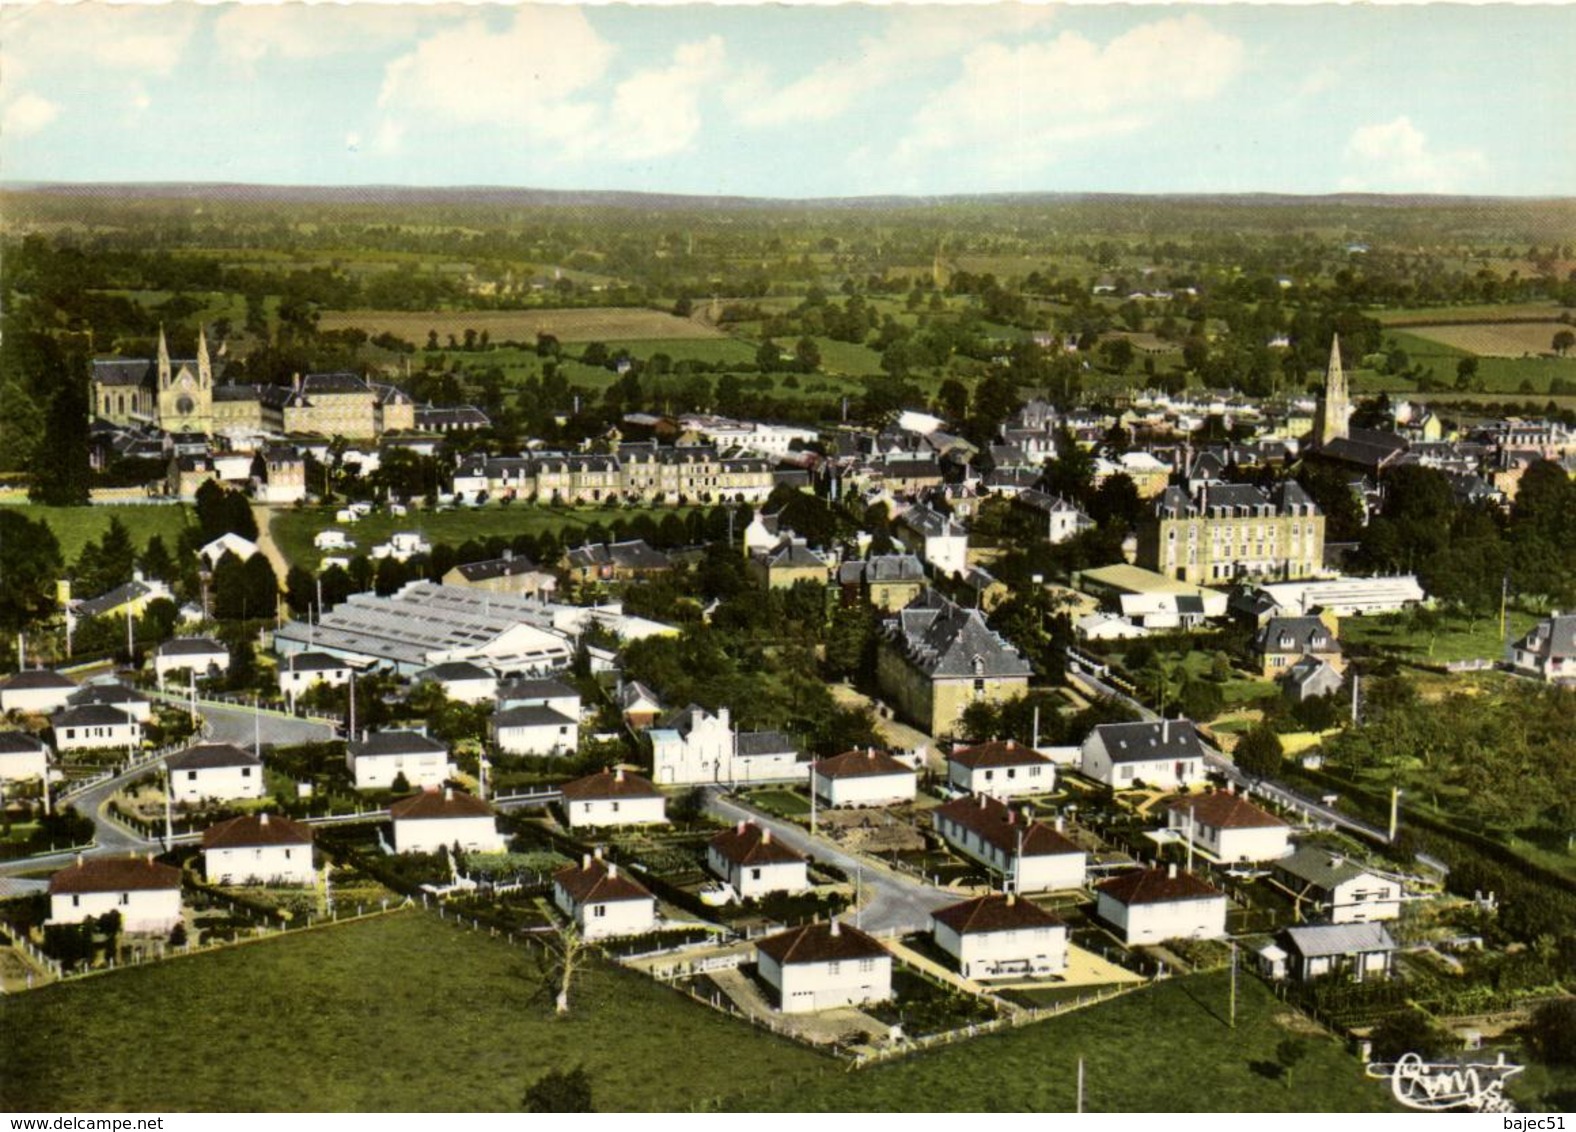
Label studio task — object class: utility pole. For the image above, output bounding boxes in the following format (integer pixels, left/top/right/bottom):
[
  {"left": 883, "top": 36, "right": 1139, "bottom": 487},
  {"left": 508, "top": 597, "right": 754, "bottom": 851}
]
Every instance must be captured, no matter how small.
[
  {"left": 1229, "top": 940, "right": 1238, "bottom": 1029},
  {"left": 1076, "top": 1057, "right": 1085, "bottom": 1113},
  {"left": 1351, "top": 671, "right": 1360, "bottom": 726},
  {"left": 1186, "top": 804, "right": 1195, "bottom": 874},
  {"left": 810, "top": 765, "right": 818, "bottom": 836},
  {"left": 1389, "top": 786, "right": 1401, "bottom": 843},
  {"left": 162, "top": 762, "right": 174, "bottom": 849}
]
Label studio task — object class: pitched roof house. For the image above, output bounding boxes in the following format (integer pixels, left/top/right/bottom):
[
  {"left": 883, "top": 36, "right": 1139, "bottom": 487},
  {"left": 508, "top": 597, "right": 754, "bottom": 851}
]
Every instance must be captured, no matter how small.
[
  {"left": 389, "top": 787, "right": 506, "bottom": 854},
  {"left": 931, "top": 893, "right": 1069, "bottom": 980},
  {"left": 932, "top": 793, "right": 1086, "bottom": 893},
  {"left": 706, "top": 821, "right": 809, "bottom": 899},
  {"left": 0, "top": 730, "right": 49, "bottom": 784},
  {"left": 1095, "top": 864, "right": 1227, "bottom": 945},
  {"left": 1252, "top": 615, "right": 1343, "bottom": 678},
  {"left": 754, "top": 919, "right": 892, "bottom": 1014},
  {"left": 202, "top": 813, "right": 315, "bottom": 885},
  {"left": 1080, "top": 719, "right": 1208, "bottom": 790},
  {"left": 1512, "top": 613, "right": 1576, "bottom": 684},
  {"left": 1272, "top": 846, "right": 1401, "bottom": 924},
  {"left": 559, "top": 768, "right": 667, "bottom": 828},
  {"left": 946, "top": 739, "right": 1056, "bottom": 798},
  {"left": 0, "top": 669, "right": 78, "bottom": 716},
  {"left": 49, "top": 854, "right": 183, "bottom": 933},
  {"left": 346, "top": 730, "right": 449, "bottom": 791},
  {"left": 552, "top": 854, "right": 656, "bottom": 939},
  {"left": 811, "top": 748, "right": 917, "bottom": 808},
  {"left": 166, "top": 742, "right": 266, "bottom": 804},
  {"left": 1166, "top": 790, "right": 1292, "bottom": 863}
]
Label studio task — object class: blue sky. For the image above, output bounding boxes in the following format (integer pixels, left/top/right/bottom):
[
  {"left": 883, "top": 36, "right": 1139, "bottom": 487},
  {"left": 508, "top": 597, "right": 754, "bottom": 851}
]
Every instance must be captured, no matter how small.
[{"left": 2, "top": 3, "right": 1571, "bottom": 198}]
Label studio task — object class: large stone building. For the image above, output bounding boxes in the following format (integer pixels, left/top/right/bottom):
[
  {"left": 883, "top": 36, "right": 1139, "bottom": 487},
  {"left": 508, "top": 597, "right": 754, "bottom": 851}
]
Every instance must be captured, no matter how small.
[
  {"left": 1136, "top": 480, "right": 1324, "bottom": 585},
  {"left": 92, "top": 326, "right": 218, "bottom": 434},
  {"left": 876, "top": 589, "right": 1033, "bottom": 738},
  {"left": 452, "top": 446, "right": 778, "bottom": 507}
]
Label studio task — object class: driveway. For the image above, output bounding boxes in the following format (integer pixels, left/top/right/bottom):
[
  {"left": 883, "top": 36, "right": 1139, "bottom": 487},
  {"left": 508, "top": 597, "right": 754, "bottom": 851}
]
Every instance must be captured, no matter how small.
[{"left": 706, "top": 791, "right": 954, "bottom": 936}]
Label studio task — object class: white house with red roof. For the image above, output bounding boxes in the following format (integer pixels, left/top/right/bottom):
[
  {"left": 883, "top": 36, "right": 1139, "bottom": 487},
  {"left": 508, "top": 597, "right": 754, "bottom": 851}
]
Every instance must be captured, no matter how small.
[
  {"left": 754, "top": 919, "right": 892, "bottom": 1013},
  {"left": 202, "top": 813, "right": 315, "bottom": 885},
  {"left": 389, "top": 787, "right": 507, "bottom": 854},
  {"left": 946, "top": 739, "right": 1056, "bottom": 798},
  {"left": 48, "top": 854, "right": 182, "bottom": 933},
  {"left": 552, "top": 853, "right": 657, "bottom": 939},
  {"left": 932, "top": 793, "right": 1087, "bottom": 892},
  {"left": 810, "top": 748, "right": 917, "bottom": 808},
  {"left": 706, "top": 821, "right": 808, "bottom": 899},
  {"left": 559, "top": 768, "right": 668, "bottom": 829},
  {"left": 1095, "top": 864, "right": 1227, "bottom": 945},
  {"left": 1167, "top": 790, "right": 1292, "bottom": 863},
  {"left": 931, "top": 893, "right": 1069, "bottom": 980},
  {"left": 166, "top": 742, "right": 266, "bottom": 804}
]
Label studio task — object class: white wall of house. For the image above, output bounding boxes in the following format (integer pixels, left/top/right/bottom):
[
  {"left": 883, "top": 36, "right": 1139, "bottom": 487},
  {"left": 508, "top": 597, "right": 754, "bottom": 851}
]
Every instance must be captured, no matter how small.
[
  {"left": 493, "top": 717, "right": 578, "bottom": 756},
  {"left": 759, "top": 951, "right": 893, "bottom": 1014},
  {"left": 170, "top": 764, "right": 266, "bottom": 804},
  {"left": 0, "top": 747, "right": 49, "bottom": 784},
  {"left": 1096, "top": 892, "right": 1227, "bottom": 945},
  {"left": 154, "top": 652, "right": 230, "bottom": 685},
  {"left": 50, "top": 888, "right": 181, "bottom": 934},
  {"left": 1081, "top": 740, "right": 1205, "bottom": 790},
  {"left": 920, "top": 532, "right": 969, "bottom": 579},
  {"left": 813, "top": 770, "right": 916, "bottom": 808},
  {"left": 1330, "top": 877, "right": 1401, "bottom": 924},
  {"left": 707, "top": 850, "right": 809, "bottom": 899},
  {"left": 934, "top": 816, "right": 1085, "bottom": 893},
  {"left": 933, "top": 921, "right": 1069, "bottom": 979},
  {"left": 278, "top": 667, "right": 350, "bottom": 697},
  {"left": 205, "top": 843, "right": 315, "bottom": 885},
  {"left": 564, "top": 795, "right": 668, "bottom": 829},
  {"left": 947, "top": 761, "right": 1055, "bottom": 798},
  {"left": 350, "top": 751, "right": 449, "bottom": 790},
  {"left": 732, "top": 750, "right": 807, "bottom": 784},
  {"left": 1, "top": 687, "right": 75, "bottom": 715},
  {"left": 553, "top": 887, "right": 656, "bottom": 940},
  {"left": 55, "top": 720, "right": 141, "bottom": 753},
  {"left": 650, "top": 711, "right": 733, "bottom": 785},
  {"left": 433, "top": 676, "right": 498, "bottom": 704},
  {"left": 1206, "top": 823, "right": 1290, "bottom": 863},
  {"left": 393, "top": 815, "right": 507, "bottom": 854}
]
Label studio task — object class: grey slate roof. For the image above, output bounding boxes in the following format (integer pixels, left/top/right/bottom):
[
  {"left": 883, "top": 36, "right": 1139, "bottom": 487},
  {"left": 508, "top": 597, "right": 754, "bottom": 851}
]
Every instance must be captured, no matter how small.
[
  {"left": 69, "top": 684, "right": 152, "bottom": 711},
  {"left": 283, "top": 652, "right": 348, "bottom": 673},
  {"left": 349, "top": 730, "right": 447, "bottom": 758},
  {"left": 418, "top": 661, "right": 495, "bottom": 683},
  {"left": 51, "top": 705, "right": 135, "bottom": 729},
  {"left": 1282, "top": 922, "right": 1396, "bottom": 959},
  {"left": 736, "top": 730, "right": 795, "bottom": 758},
  {"left": 158, "top": 637, "right": 227, "bottom": 658},
  {"left": 76, "top": 580, "right": 162, "bottom": 619},
  {"left": 166, "top": 742, "right": 260, "bottom": 771},
  {"left": 1090, "top": 720, "right": 1206, "bottom": 765},
  {"left": 1518, "top": 614, "right": 1576, "bottom": 661},
  {"left": 0, "top": 731, "right": 47, "bottom": 755},
  {"left": 451, "top": 555, "right": 542, "bottom": 582},
  {"left": 1275, "top": 845, "right": 1376, "bottom": 890},
  {"left": 2, "top": 670, "right": 76, "bottom": 691},
  {"left": 492, "top": 704, "right": 576, "bottom": 729},
  {"left": 497, "top": 677, "right": 579, "bottom": 705},
  {"left": 1255, "top": 616, "right": 1341, "bottom": 656},
  {"left": 882, "top": 590, "right": 1033, "bottom": 680}
]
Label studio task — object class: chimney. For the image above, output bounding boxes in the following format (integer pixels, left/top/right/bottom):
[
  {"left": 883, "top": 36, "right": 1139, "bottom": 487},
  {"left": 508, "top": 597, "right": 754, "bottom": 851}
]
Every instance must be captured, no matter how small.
[
  {"left": 1007, "top": 809, "right": 1016, "bottom": 825},
  {"left": 614, "top": 766, "right": 625, "bottom": 782},
  {"left": 761, "top": 828, "right": 772, "bottom": 845},
  {"left": 867, "top": 746, "right": 875, "bottom": 760},
  {"left": 593, "top": 846, "right": 603, "bottom": 861},
  {"left": 1054, "top": 815, "right": 1065, "bottom": 833},
  {"left": 292, "top": 372, "right": 302, "bottom": 393},
  {"left": 582, "top": 853, "right": 592, "bottom": 870},
  {"left": 361, "top": 729, "right": 368, "bottom": 744},
  {"left": 1006, "top": 891, "right": 1016, "bottom": 906},
  {"left": 978, "top": 794, "right": 988, "bottom": 809},
  {"left": 76, "top": 852, "right": 84, "bottom": 867},
  {"left": 737, "top": 820, "right": 747, "bottom": 835},
  {"left": 829, "top": 918, "right": 842, "bottom": 937},
  {"left": 443, "top": 787, "right": 453, "bottom": 802},
  {"left": 1168, "top": 862, "right": 1178, "bottom": 879},
  {"left": 607, "top": 862, "right": 618, "bottom": 879},
  {"left": 1162, "top": 719, "right": 1170, "bottom": 744},
  {"left": 503, "top": 548, "right": 513, "bottom": 562},
  {"left": 260, "top": 812, "right": 270, "bottom": 827},
  {"left": 146, "top": 851, "right": 155, "bottom": 865}
]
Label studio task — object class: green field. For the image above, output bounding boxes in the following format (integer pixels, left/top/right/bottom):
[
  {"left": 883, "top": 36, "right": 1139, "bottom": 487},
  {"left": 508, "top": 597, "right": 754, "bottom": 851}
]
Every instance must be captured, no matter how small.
[
  {"left": 1340, "top": 608, "right": 1541, "bottom": 665},
  {"left": 1353, "top": 331, "right": 1576, "bottom": 396},
  {"left": 1372, "top": 302, "right": 1575, "bottom": 326},
  {"left": 1, "top": 503, "right": 196, "bottom": 563},
  {"left": 270, "top": 504, "right": 703, "bottom": 572},
  {"left": 0, "top": 909, "right": 1398, "bottom": 1112}
]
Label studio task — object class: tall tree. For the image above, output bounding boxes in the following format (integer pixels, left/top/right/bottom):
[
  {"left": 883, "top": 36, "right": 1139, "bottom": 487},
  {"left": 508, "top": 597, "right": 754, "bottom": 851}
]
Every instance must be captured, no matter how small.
[
  {"left": 28, "top": 351, "right": 92, "bottom": 506},
  {"left": 0, "top": 510, "right": 64, "bottom": 632}
]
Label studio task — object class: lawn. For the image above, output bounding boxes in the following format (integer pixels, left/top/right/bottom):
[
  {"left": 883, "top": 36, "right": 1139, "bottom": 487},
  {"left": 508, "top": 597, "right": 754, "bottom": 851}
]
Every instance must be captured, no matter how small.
[
  {"left": 745, "top": 788, "right": 812, "bottom": 818},
  {"left": 270, "top": 503, "right": 704, "bottom": 572},
  {"left": 1372, "top": 302, "right": 1575, "bottom": 327},
  {"left": 1358, "top": 331, "right": 1576, "bottom": 396},
  {"left": 0, "top": 502, "right": 196, "bottom": 563},
  {"left": 1340, "top": 608, "right": 1541, "bottom": 665},
  {"left": 0, "top": 912, "right": 1397, "bottom": 1112},
  {"left": 0, "top": 910, "right": 826, "bottom": 1112}
]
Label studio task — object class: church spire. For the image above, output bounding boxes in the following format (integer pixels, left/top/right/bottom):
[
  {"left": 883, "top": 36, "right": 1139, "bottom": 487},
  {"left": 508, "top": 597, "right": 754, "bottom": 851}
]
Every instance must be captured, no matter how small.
[
  {"left": 197, "top": 325, "right": 212, "bottom": 388},
  {"left": 1315, "top": 334, "right": 1349, "bottom": 447},
  {"left": 156, "top": 324, "right": 171, "bottom": 388}
]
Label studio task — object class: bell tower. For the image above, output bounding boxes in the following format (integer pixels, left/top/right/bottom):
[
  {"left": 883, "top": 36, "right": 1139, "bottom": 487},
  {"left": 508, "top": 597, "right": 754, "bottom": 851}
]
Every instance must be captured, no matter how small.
[{"left": 1314, "top": 335, "right": 1349, "bottom": 447}]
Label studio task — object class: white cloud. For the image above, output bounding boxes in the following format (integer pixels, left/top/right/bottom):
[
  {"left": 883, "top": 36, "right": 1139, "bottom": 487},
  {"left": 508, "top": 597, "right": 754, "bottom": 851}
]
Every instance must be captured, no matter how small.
[
  {"left": 893, "top": 15, "right": 1245, "bottom": 170},
  {"left": 214, "top": 6, "right": 433, "bottom": 76},
  {"left": 376, "top": 7, "right": 613, "bottom": 145},
  {"left": 1, "top": 5, "right": 198, "bottom": 83},
  {"left": 598, "top": 37, "right": 727, "bottom": 161},
  {"left": 735, "top": 6, "right": 1057, "bottom": 128},
  {"left": 2, "top": 92, "right": 58, "bottom": 139},
  {"left": 1341, "top": 116, "right": 1486, "bottom": 193}
]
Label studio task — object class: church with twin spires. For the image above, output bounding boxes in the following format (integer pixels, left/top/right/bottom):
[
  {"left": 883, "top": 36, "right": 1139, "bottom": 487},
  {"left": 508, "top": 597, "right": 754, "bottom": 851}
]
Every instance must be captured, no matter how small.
[{"left": 91, "top": 325, "right": 217, "bottom": 435}]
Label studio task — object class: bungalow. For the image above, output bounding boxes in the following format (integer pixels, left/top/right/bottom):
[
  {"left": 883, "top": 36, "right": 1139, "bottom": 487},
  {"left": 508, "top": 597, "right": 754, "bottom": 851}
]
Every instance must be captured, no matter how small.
[
  {"left": 1273, "top": 845, "right": 1401, "bottom": 924},
  {"left": 559, "top": 768, "right": 667, "bottom": 829},
  {"left": 49, "top": 854, "right": 183, "bottom": 934},
  {"left": 346, "top": 730, "right": 449, "bottom": 791},
  {"left": 415, "top": 661, "right": 497, "bottom": 705},
  {"left": 616, "top": 681, "right": 664, "bottom": 730},
  {"left": 1167, "top": 790, "right": 1292, "bottom": 863},
  {"left": 1252, "top": 615, "right": 1343, "bottom": 679},
  {"left": 1080, "top": 719, "right": 1208, "bottom": 791},
  {"left": 0, "top": 730, "right": 49, "bottom": 784},
  {"left": 552, "top": 854, "right": 657, "bottom": 940},
  {"left": 277, "top": 652, "right": 352, "bottom": 700},
  {"left": 931, "top": 893, "right": 1069, "bottom": 980},
  {"left": 50, "top": 705, "right": 141, "bottom": 753},
  {"left": 0, "top": 669, "right": 78, "bottom": 716},
  {"left": 1511, "top": 613, "right": 1576, "bottom": 683},
  {"left": 202, "top": 813, "right": 315, "bottom": 885},
  {"left": 166, "top": 742, "right": 266, "bottom": 804},
  {"left": 707, "top": 821, "right": 809, "bottom": 899},
  {"left": 496, "top": 676, "right": 582, "bottom": 718},
  {"left": 153, "top": 637, "right": 229, "bottom": 688},
  {"left": 755, "top": 919, "right": 893, "bottom": 1014},
  {"left": 946, "top": 739, "right": 1056, "bottom": 799},
  {"left": 1279, "top": 922, "right": 1398, "bottom": 983},
  {"left": 811, "top": 748, "right": 917, "bottom": 809},
  {"left": 490, "top": 704, "right": 579, "bottom": 756},
  {"left": 68, "top": 682, "right": 153, "bottom": 724},
  {"left": 932, "top": 794, "right": 1086, "bottom": 893},
  {"left": 1095, "top": 864, "right": 1228, "bottom": 945},
  {"left": 390, "top": 787, "right": 507, "bottom": 854}
]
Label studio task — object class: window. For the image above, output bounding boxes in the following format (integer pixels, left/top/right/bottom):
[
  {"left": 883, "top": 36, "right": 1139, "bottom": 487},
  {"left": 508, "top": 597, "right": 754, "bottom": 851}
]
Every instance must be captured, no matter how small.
[
  {"left": 858, "top": 958, "right": 876, "bottom": 973},
  {"left": 188, "top": 771, "right": 198, "bottom": 781},
  {"left": 593, "top": 905, "right": 606, "bottom": 918},
  {"left": 72, "top": 895, "right": 80, "bottom": 908},
  {"left": 241, "top": 767, "right": 252, "bottom": 778},
  {"left": 828, "top": 961, "right": 842, "bottom": 975},
  {"left": 119, "top": 893, "right": 130, "bottom": 905},
  {"left": 750, "top": 868, "right": 761, "bottom": 881},
  {"left": 611, "top": 802, "right": 620, "bottom": 813}
]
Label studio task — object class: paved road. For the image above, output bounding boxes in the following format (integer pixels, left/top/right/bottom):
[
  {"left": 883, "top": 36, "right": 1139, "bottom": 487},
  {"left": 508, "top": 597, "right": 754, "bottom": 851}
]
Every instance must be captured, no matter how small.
[
  {"left": 251, "top": 503, "right": 296, "bottom": 580},
  {"left": 705, "top": 790, "right": 955, "bottom": 935},
  {"left": 199, "top": 701, "right": 335, "bottom": 748},
  {"left": 1065, "top": 667, "right": 1392, "bottom": 844}
]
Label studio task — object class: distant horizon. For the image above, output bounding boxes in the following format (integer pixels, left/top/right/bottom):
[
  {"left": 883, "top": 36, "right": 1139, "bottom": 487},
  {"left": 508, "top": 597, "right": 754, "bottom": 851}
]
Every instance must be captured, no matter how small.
[{"left": 2, "top": 4, "right": 1571, "bottom": 198}]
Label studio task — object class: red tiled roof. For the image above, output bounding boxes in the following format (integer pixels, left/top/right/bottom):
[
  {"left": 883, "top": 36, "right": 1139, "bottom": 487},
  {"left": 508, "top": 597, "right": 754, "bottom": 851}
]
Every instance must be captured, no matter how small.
[
  {"left": 390, "top": 788, "right": 495, "bottom": 821},
  {"left": 755, "top": 920, "right": 887, "bottom": 966},
  {"left": 708, "top": 822, "right": 804, "bottom": 867},
  {"left": 559, "top": 769, "right": 663, "bottom": 801},
  {"left": 552, "top": 858, "right": 652, "bottom": 905},
  {"left": 1097, "top": 867, "right": 1221, "bottom": 906},
  {"left": 932, "top": 893, "right": 1065, "bottom": 935},
  {"left": 813, "top": 748, "right": 915, "bottom": 780},
  {"left": 202, "top": 813, "right": 313, "bottom": 849},
  {"left": 1168, "top": 791, "right": 1288, "bottom": 831},
  {"left": 933, "top": 794, "right": 1083, "bottom": 859},
  {"left": 49, "top": 855, "right": 180, "bottom": 895},
  {"left": 948, "top": 739, "right": 1054, "bottom": 771}
]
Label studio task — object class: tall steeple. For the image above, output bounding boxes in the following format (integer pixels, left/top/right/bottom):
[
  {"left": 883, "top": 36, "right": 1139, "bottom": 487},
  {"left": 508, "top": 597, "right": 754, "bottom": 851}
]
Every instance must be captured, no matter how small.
[
  {"left": 197, "top": 326, "right": 212, "bottom": 388},
  {"left": 156, "top": 324, "right": 172, "bottom": 388},
  {"left": 1315, "top": 335, "right": 1349, "bottom": 447}
]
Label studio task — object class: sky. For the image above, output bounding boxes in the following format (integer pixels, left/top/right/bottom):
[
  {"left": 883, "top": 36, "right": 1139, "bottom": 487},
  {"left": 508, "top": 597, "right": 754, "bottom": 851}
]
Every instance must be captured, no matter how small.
[{"left": 1, "top": 2, "right": 1572, "bottom": 199}]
